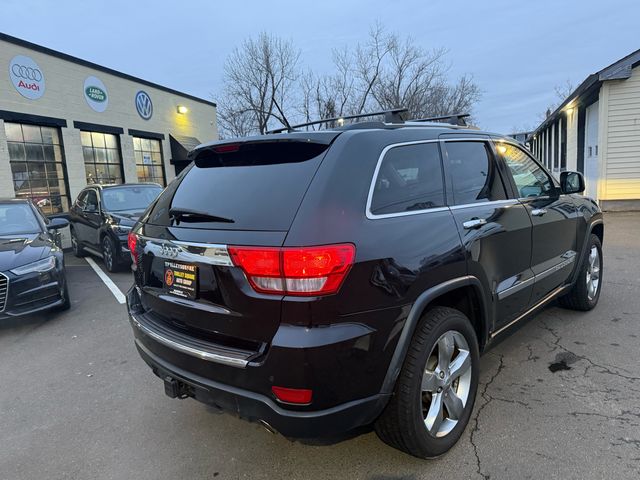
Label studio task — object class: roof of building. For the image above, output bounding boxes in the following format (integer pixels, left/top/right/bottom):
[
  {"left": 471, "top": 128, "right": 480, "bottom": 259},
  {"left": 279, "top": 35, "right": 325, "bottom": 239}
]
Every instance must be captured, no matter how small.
[
  {"left": 0, "top": 32, "right": 217, "bottom": 108},
  {"left": 530, "top": 48, "right": 640, "bottom": 138}
]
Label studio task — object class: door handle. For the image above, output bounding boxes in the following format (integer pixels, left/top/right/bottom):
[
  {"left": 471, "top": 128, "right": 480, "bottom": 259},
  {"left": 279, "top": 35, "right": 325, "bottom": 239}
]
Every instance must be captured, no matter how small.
[
  {"left": 531, "top": 208, "right": 547, "bottom": 217},
  {"left": 463, "top": 218, "right": 487, "bottom": 229}
]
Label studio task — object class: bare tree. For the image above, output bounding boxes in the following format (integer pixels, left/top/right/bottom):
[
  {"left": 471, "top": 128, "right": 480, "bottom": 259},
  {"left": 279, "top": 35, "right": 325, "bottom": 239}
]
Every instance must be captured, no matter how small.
[
  {"left": 538, "top": 78, "right": 575, "bottom": 122},
  {"left": 299, "top": 25, "right": 481, "bottom": 125},
  {"left": 217, "top": 25, "right": 482, "bottom": 137},
  {"left": 218, "top": 32, "right": 300, "bottom": 136}
]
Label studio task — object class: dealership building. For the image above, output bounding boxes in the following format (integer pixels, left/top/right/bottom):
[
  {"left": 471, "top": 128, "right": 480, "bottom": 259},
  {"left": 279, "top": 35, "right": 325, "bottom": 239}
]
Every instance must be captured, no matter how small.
[
  {"left": 528, "top": 49, "right": 640, "bottom": 210},
  {"left": 0, "top": 32, "right": 218, "bottom": 216}
]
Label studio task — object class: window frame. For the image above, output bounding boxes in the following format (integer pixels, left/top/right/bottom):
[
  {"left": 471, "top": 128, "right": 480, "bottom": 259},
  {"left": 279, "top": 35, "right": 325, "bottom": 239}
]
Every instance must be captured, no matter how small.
[
  {"left": 80, "top": 130, "right": 125, "bottom": 185},
  {"left": 132, "top": 135, "right": 167, "bottom": 186},
  {"left": 493, "top": 139, "right": 560, "bottom": 200},
  {"left": 440, "top": 138, "right": 510, "bottom": 207},
  {"left": 5, "top": 122, "right": 71, "bottom": 214},
  {"left": 365, "top": 139, "right": 448, "bottom": 220}
]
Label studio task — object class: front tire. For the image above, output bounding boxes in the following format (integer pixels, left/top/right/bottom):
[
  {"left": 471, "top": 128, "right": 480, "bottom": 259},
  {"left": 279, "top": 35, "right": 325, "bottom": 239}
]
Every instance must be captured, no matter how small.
[
  {"left": 375, "top": 306, "right": 480, "bottom": 458},
  {"left": 559, "top": 234, "right": 602, "bottom": 311}
]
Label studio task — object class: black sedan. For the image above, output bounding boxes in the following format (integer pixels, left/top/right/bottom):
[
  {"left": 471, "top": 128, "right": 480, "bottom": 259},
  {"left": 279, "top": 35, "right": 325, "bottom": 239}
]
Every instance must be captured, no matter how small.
[{"left": 0, "top": 199, "right": 70, "bottom": 319}]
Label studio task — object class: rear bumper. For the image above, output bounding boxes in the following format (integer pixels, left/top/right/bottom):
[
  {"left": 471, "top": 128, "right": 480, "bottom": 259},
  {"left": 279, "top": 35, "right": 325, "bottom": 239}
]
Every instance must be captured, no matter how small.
[
  {"left": 126, "top": 284, "right": 397, "bottom": 438},
  {"left": 134, "top": 338, "right": 389, "bottom": 438}
]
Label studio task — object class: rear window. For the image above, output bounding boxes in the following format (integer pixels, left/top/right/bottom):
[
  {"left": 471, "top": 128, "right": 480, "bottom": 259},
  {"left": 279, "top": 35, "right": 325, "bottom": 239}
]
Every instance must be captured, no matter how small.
[
  {"left": 370, "top": 143, "right": 445, "bottom": 215},
  {"left": 102, "top": 186, "right": 162, "bottom": 212},
  {"left": 150, "top": 142, "right": 329, "bottom": 231}
]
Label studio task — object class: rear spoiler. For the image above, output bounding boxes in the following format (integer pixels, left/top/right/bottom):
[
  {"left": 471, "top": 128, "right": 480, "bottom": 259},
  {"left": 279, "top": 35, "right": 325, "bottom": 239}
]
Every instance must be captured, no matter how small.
[{"left": 190, "top": 133, "right": 340, "bottom": 168}]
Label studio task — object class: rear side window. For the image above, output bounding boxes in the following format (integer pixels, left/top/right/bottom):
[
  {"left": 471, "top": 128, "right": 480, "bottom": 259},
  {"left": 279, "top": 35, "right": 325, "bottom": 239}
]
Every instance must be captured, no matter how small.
[
  {"left": 370, "top": 143, "right": 444, "bottom": 215},
  {"left": 155, "top": 142, "right": 330, "bottom": 231},
  {"left": 444, "top": 141, "right": 507, "bottom": 205}
]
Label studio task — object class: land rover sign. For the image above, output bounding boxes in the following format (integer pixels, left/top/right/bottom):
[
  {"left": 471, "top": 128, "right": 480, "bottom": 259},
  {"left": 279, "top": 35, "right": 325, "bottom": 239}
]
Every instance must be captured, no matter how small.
[
  {"left": 9, "top": 55, "right": 45, "bottom": 100},
  {"left": 84, "top": 76, "right": 108, "bottom": 112}
]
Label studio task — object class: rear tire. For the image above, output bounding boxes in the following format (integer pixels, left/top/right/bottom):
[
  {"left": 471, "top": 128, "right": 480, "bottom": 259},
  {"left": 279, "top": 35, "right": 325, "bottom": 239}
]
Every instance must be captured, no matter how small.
[
  {"left": 102, "top": 236, "right": 120, "bottom": 273},
  {"left": 558, "top": 234, "right": 602, "bottom": 311},
  {"left": 70, "top": 228, "right": 86, "bottom": 258},
  {"left": 375, "top": 306, "right": 480, "bottom": 458}
]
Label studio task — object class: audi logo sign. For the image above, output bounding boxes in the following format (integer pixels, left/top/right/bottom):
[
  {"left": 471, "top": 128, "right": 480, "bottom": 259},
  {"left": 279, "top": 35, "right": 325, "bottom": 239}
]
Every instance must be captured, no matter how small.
[
  {"left": 9, "top": 55, "right": 45, "bottom": 100},
  {"left": 135, "top": 90, "right": 153, "bottom": 120}
]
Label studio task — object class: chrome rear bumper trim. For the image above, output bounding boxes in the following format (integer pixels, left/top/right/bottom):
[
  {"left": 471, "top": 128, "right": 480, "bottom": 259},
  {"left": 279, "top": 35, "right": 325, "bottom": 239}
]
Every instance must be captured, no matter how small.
[{"left": 130, "top": 312, "right": 248, "bottom": 368}]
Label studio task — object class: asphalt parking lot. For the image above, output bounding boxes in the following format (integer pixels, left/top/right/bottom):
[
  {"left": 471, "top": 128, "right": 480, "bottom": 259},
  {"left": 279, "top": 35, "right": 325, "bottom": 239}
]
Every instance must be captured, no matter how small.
[{"left": 1, "top": 212, "right": 639, "bottom": 480}]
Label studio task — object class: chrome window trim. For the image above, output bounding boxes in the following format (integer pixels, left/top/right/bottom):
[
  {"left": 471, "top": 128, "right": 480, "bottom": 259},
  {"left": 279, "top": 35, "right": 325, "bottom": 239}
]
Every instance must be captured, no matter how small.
[
  {"left": 449, "top": 199, "right": 518, "bottom": 211},
  {"left": 365, "top": 137, "right": 508, "bottom": 220},
  {"left": 139, "top": 236, "right": 233, "bottom": 266},
  {"left": 365, "top": 139, "right": 443, "bottom": 220}
]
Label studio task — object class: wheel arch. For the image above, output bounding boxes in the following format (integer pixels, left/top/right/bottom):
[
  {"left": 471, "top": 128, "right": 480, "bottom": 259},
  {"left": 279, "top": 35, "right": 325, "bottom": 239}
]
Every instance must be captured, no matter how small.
[
  {"left": 380, "top": 276, "right": 489, "bottom": 395},
  {"left": 570, "top": 218, "right": 604, "bottom": 285}
]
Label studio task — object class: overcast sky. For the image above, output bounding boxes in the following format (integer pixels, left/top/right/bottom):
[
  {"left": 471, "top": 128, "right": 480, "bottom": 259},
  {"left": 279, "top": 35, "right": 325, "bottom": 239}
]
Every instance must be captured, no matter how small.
[{"left": 1, "top": 0, "right": 638, "bottom": 133}]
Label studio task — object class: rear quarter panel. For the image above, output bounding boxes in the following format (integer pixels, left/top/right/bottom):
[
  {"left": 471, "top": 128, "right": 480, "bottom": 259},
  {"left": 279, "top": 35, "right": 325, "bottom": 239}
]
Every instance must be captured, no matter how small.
[{"left": 282, "top": 129, "right": 466, "bottom": 403}]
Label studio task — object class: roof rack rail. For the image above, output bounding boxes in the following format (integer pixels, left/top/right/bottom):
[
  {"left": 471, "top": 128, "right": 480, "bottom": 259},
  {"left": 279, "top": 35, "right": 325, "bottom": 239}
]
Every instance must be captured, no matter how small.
[
  {"left": 410, "top": 113, "right": 470, "bottom": 126},
  {"left": 267, "top": 108, "right": 408, "bottom": 134}
]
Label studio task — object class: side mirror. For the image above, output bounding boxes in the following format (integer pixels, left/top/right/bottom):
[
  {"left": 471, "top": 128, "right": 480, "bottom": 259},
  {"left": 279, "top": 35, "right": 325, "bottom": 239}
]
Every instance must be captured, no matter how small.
[
  {"left": 560, "top": 171, "right": 585, "bottom": 194},
  {"left": 47, "top": 217, "right": 69, "bottom": 230}
]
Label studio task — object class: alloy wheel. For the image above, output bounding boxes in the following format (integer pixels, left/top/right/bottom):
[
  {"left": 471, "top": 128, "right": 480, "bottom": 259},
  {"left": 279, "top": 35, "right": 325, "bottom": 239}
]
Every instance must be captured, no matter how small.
[
  {"left": 420, "top": 330, "right": 473, "bottom": 438},
  {"left": 586, "top": 245, "right": 601, "bottom": 301}
]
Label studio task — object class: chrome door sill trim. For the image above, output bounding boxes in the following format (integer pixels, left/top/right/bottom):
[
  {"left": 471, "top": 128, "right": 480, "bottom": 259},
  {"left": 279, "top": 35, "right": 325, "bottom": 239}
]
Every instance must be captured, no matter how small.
[{"left": 490, "top": 284, "right": 571, "bottom": 338}]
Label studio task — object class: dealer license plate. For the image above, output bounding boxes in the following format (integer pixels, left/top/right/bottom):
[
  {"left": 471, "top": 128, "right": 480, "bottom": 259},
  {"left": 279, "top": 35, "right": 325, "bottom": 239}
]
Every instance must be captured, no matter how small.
[{"left": 163, "top": 261, "right": 198, "bottom": 299}]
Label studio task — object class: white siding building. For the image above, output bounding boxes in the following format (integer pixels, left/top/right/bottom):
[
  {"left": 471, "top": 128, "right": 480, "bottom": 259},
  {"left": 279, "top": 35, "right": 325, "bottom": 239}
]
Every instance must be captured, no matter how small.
[
  {"left": 0, "top": 32, "right": 218, "bottom": 215},
  {"left": 529, "top": 49, "right": 640, "bottom": 210}
]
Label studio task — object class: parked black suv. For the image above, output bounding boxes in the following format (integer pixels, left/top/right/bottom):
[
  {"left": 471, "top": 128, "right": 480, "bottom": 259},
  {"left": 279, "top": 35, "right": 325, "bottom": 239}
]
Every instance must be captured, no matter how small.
[
  {"left": 126, "top": 117, "right": 603, "bottom": 458},
  {"left": 69, "top": 183, "right": 162, "bottom": 271}
]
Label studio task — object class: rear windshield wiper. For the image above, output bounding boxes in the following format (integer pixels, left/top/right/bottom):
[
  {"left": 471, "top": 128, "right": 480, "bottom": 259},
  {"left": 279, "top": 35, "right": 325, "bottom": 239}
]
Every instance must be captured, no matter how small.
[{"left": 169, "top": 208, "right": 235, "bottom": 224}]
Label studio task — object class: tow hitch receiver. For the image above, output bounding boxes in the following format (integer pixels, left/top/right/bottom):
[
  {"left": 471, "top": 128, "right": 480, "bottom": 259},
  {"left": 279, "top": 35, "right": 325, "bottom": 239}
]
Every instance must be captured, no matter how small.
[{"left": 163, "top": 376, "right": 191, "bottom": 399}]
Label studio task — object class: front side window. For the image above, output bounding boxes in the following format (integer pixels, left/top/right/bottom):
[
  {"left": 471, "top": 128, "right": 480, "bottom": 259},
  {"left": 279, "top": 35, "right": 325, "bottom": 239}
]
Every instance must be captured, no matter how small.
[
  {"left": 0, "top": 203, "right": 41, "bottom": 236},
  {"left": 81, "top": 131, "right": 123, "bottom": 184},
  {"left": 5, "top": 122, "right": 70, "bottom": 214},
  {"left": 133, "top": 137, "right": 166, "bottom": 186},
  {"left": 370, "top": 143, "right": 445, "bottom": 215},
  {"left": 84, "top": 190, "right": 99, "bottom": 212},
  {"left": 444, "top": 141, "right": 507, "bottom": 205},
  {"left": 498, "top": 143, "right": 554, "bottom": 198}
]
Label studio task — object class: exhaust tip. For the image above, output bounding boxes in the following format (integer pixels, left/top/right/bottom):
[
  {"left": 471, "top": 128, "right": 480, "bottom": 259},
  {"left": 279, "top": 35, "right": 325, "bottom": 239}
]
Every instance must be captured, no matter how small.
[{"left": 258, "top": 419, "right": 277, "bottom": 435}]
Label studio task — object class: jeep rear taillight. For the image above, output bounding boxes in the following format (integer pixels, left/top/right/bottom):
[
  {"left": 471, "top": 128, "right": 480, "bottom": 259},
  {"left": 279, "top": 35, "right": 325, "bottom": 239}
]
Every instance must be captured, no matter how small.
[{"left": 228, "top": 244, "right": 355, "bottom": 296}]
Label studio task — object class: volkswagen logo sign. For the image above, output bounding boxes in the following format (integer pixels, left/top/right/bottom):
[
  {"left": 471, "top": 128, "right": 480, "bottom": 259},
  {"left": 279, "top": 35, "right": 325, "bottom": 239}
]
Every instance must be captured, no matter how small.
[{"left": 135, "top": 90, "right": 153, "bottom": 120}]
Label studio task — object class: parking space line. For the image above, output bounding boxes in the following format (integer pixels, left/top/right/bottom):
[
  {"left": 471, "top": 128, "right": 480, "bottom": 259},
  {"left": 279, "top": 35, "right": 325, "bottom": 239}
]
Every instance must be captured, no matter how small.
[{"left": 85, "top": 257, "right": 126, "bottom": 304}]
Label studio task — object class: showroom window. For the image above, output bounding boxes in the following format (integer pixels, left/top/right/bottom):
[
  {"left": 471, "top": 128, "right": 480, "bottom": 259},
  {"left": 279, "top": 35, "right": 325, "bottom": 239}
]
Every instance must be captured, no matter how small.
[
  {"left": 5, "top": 122, "right": 70, "bottom": 214},
  {"left": 81, "top": 131, "right": 123, "bottom": 184},
  {"left": 133, "top": 137, "right": 166, "bottom": 186}
]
